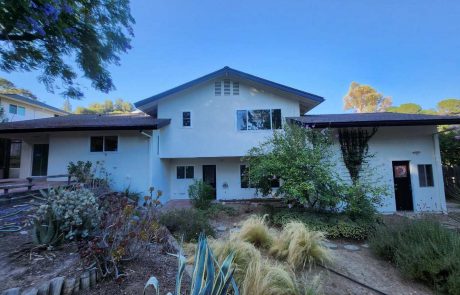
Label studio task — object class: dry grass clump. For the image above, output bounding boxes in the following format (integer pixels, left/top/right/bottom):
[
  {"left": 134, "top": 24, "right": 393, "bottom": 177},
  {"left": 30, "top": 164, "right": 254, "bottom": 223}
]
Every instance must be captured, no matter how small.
[
  {"left": 210, "top": 237, "right": 261, "bottom": 283},
  {"left": 236, "top": 214, "right": 274, "bottom": 248},
  {"left": 270, "top": 221, "right": 330, "bottom": 269}
]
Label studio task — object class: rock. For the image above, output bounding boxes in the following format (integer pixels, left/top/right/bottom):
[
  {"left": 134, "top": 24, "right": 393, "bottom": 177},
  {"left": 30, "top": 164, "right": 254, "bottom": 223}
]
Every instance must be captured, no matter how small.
[
  {"left": 344, "top": 244, "right": 360, "bottom": 251},
  {"left": 49, "top": 277, "right": 65, "bottom": 295},
  {"left": 21, "top": 288, "right": 38, "bottom": 295},
  {"left": 80, "top": 272, "right": 90, "bottom": 291},
  {"left": 62, "top": 278, "right": 76, "bottom": 295},
  {"left": 19, "top": 230, "right": 28, "bottom": 235},
  {"left": 361, "top": 243, "right": 369, "bottom": 248},
  {"left": 1, "top": 288, "right": 20, "bottom": 295},
  {"left": 90, "top": 269, "right": 97, "bottom": 287},
  {"left": 216, "top": 226, "right": 227, "bottom": 232},
  {"left": 37, "top": 282, "right": 50, "bottom": 295},
  {"left": 323, "top": 241, "right": 338, "bottom": 249}
]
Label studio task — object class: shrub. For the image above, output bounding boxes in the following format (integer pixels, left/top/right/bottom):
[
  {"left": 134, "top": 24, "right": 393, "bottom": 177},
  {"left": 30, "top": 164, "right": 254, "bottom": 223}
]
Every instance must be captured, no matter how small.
[
  {"left": 37, "top": 186, "right": 101, "bottom": 240},
  {"left": 81, "top": 194, "right": 159, "bottom": 280},
  {"left": 188, "top": 180, "right": 215, "bottom": 209},
  {"left": 369, "top": 219, "right": 460, "bottom": 295},
  {"left": 159, "top": 208, "right": 214, "bottom": 242},
  {"left": 67, "top": 160, "right": 93, "bottom": 183},
  {"left": 32, "top": 209, "right": 63, "bottom": 247},
  {"left": 202, "top": 203, "right": 238, "bottom": 218},
  {"left": 270, "top": 221, "right": 330, "bottom": 269},
  {"left": 271, "top": 209, "right": 375, "bottom": 240},
  {"left": 236, "top": 214, "right": 273, "bottom": 248}
]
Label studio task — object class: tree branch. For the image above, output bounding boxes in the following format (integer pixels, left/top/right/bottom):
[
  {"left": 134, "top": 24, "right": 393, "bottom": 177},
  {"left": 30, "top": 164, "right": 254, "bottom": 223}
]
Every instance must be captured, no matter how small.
[{"left": 0, "top": 32, "right": 41, "bottom": 41}]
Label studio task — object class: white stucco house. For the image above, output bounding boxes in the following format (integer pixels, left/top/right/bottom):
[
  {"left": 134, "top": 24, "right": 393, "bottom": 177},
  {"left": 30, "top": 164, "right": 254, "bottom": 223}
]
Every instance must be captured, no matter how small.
[
  {"left": 0, "top": 93, "right": 67, "bottom": 178},
  {"left": 0, "top": 67, "right": 459, "bottom": 213}
]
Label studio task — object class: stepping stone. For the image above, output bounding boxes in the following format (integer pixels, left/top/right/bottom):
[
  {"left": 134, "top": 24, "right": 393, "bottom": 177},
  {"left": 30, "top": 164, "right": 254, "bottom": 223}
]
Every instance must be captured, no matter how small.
[
  {"left": 19, "top": 230, "right": 28, "bottom": 235},
  {"left": 344, "top": 244, "right": 360, "bottom": 251},
  {"left": 361, "top": 243, "right": 369, "bottom": 248},
  {"left": 216, "top": 226, "right": 227, "bottom": 232},
  {"left": 323, "top": 242, "right": 338, "bottom": 249}
]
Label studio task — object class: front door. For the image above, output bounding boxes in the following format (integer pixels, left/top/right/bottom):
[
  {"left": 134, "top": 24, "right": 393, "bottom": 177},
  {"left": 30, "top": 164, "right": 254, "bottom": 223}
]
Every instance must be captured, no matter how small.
[
  {"left": 392, "top": 161, "right": 414, "bottom": 211},
  {"left": 32, "top": 144, "right": 49, "bottom": 176},
  {"left": 202, "top": 165, "right": 216, "bottom": 199}
]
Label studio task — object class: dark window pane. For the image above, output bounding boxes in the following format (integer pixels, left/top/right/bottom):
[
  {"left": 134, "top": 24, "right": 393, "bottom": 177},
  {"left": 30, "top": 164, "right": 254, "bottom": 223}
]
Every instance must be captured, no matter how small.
[
  {"left": 271, "top": 109, "right": 282, "bottom": 129},
  {"left": 418, "top": 165, "right": 426, "bottom": 187},
  {"left": 237, "top": 110, "right": 247, "bottom": 131},
  {"left": 186, "top": 166, "right": 194, "bottom": 179},
  {"left": 426, "top": 165, "right": 434, "bottom": 186},
  {"left": 9, "top": 104, "right": 17, "bottom": 114},
  {"left": 90, "top": 136, "right": 104, "bottom": 152},
  {"left": 240, "top": 165, "right": 249, "bottom": 188},
  {"left": 104, "top": 136, "right": 118, "bottom": 152},
  {"left": 9, "top": 140, "right": 21, "bottom": 168},
  {"left": 183, "top": 112, "right": 191, "bottom": 127},
  {"left": 248, "top": 110, "right": 270, "bottom": 130},
  {"left": 177, "top": 166, "right": 185, "bottom": 179},
  {"left": 271, "top": 177, "right": 280, "bottom": 188}
]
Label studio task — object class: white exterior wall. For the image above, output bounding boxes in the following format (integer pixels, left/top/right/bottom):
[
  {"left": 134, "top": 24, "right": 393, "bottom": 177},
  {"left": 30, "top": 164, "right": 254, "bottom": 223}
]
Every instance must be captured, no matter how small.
[
  {"left": 1, "top": 98, "right": 62, "bottom": 122},
  {"left": 46, "top": 131, "right": 151, "bottom": 195},
  {"left": 332, "top": 125, "right": 446, "bottom": 213},
  {"left": 157, "top": 81, "right": 301, "bottom": 158}
]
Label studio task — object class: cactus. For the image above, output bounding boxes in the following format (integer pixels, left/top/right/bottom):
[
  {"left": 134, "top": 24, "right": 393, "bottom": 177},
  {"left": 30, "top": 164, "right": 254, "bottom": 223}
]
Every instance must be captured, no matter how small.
[{"left": 32, "top": 210, "right": 63, "bottom": 246}]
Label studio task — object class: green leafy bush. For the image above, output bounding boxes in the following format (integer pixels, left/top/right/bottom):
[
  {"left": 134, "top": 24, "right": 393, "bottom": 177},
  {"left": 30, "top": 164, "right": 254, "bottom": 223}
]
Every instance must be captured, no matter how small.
[
  {"left": 271, "top": 209, "right": 375, "bottom": 240},
  {"left": 159, "top": 209, "right": 215, "bottom": 242},
  {"left": 201, "top": 203, "right": 238, "bottom": 218},
  {"left": 37, "top": 187, "right": 101, "bottom": 240},
  {"left": 67, "top": 160, "right": 93, "bottom": 183},
  {"left": 369, "top": 219, "right": 460, "bottom": 294},
  {"left": 188, "top": 180, "right": 215, "bottom": 210}
]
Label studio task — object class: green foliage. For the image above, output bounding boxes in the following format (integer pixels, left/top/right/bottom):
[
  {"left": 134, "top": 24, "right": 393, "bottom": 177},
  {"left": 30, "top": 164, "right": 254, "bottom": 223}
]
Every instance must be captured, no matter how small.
[
  {"left": 440, "top": 130, "right": 460, "bottom": 166},
  {"left": 159, "top": 209, "right": 215, "bottom": 242},
  {"left": 437, "top": 98, "right": 460, "bottom": 115},
  {"left": 387, "top": 103, "right": 423, "bottom": 114},
  {"left": 67, "top": 160, "right": 93, "bottom": 183},
  {"left": 32, "top": 209, "right": 63, "bottom": 247},
  {"left": 37, "top": 186, "right": 100, "bottom": 240},
  {"left": 0, "top": 77, "right": 37, "bottom": 99},
  {"left": 343, "top": 82, "right": 392, "bottom": 113},
  {"left": 188, "top": 180, "right": 215, "bottom": 210},
  {"left": 0, "top": 1, "right": 134, "bottom": 99},
  {"left": 144, "top": 234, "right": 239, "bottom": 295},
  {"left": 271, "top": 209, "right": 376, "bottom": 240},
  {"left": 202, "top": 203, "right": 238, "bottom": 218},
  {"left": 74, "top": 98, "right": 134, "bottom": 114},
  {"left": 342, "top": 181, "right": 385, "bottom": 222},
  {"left": 244, "top": 124, "right": 344, "bottom": 210},
  {"left": 369, "top": 219, "right": 460, "bottom": 294}
]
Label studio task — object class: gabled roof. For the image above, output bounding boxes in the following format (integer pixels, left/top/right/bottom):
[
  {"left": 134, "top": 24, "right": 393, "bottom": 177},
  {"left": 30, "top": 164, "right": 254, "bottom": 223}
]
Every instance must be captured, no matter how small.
[
  {"left": 288, "top": 112, "right": 460, "bottom": 128},
  {"left": 0, "top": 114, "right": 170, "bottom": 134},
  {"left": 135, "top": 66, "right": 324, "bottom": 115},
  {"left": 0, "top": 93, "right": 67, "bottom": 115}
]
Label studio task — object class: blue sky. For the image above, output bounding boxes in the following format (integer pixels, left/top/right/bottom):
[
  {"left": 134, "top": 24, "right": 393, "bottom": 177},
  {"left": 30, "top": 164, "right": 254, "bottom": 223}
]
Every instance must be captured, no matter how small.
[{"left": 2, "top": 0, "right": 460, "bottom": 114}]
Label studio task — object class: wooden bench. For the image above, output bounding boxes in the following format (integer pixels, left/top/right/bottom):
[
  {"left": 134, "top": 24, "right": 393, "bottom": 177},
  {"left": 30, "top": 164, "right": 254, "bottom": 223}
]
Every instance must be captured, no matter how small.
[
  {"left": 0, "top": 183, "right": 34, "bottom": 194},
  {"left": 26, "top": 174, "right": 72, "bottom": 185}
]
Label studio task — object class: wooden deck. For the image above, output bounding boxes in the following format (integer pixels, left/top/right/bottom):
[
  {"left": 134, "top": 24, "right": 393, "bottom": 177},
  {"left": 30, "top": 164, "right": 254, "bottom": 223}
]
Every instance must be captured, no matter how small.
[{"left": 0, "top": 178, "right": 70, "bottom": 196}]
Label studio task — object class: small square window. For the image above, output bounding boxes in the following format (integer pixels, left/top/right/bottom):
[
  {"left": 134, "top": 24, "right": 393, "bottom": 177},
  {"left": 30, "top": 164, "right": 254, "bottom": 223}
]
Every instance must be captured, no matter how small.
[
  {"left": 9, "top": 104, "right": 17, "bottom": 114},
  {"left": 177, "top": 166, "right": 185, "bottom": 179},
  {"left": 90, "top": 136, "right": 104, "bottom": 152},
  {"left": 182, "top": 111, "right": 191, "bottom": 127},
  {"left": 418, "top": 164, "right": 434, "bottom": 187},
  {"left": 104, "top": 136, "right": 118, "bottom": 152}
]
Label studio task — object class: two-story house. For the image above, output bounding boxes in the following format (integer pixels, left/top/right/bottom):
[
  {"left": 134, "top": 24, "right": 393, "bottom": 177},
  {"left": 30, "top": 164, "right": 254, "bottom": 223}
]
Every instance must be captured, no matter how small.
[
  {"left": 0, "top": 67, "right": 459, "bottom": 213},
  {"left": 0, "top": 94, "right": 67, "bottom": 178}
]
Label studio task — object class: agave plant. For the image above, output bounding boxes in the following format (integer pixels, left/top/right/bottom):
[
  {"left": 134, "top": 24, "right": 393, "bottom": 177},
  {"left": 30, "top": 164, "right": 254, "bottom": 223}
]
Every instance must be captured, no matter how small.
[
  {"left": 144, "top": 234, "right": 239, "bottom": 295},
  {"left": 32, "top": 209, "right": 63, "bottom": 247}
]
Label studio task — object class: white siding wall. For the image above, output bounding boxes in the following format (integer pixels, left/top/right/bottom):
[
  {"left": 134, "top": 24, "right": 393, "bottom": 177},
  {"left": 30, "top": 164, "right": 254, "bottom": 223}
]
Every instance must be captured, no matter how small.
[
  {"left": 157, "top": 81, "right": 301, "bottom": 158},
  {"left": 1, "top": 99, "right": 61, "bottom": 122},
  {"left": 46, "top": 131, "right": 151, "bottom": 195}
]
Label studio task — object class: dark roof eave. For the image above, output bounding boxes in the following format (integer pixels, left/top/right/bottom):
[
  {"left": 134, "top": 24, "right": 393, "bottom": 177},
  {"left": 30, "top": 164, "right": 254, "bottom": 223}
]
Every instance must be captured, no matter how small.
[
  {"left": 0, "top": 125, "right": 162, "bottom": 134},
  {"left": 287, "top": 118, "right": 460, "bottom": 128}
]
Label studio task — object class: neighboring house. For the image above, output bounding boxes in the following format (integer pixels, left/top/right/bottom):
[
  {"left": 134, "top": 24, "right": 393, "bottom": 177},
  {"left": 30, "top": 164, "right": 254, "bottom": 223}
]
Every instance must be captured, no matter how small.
[
  {"left": 0, "top": 67, "right": 459, "bottom": 214},
  {"left": 0, "top": 94, "right": 67, "bottom": 178}
]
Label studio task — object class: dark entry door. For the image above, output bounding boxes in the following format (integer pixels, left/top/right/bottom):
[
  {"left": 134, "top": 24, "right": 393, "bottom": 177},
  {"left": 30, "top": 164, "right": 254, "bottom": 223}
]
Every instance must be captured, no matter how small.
[
  {"left": 202, "top": 165, "right": 216, "bottom": 199},
  {"left": 392, "top": 161, "right": 413, "bottom": 211},
  {"left": 32, "top": 144, "right": 49, "bottom": 176}
]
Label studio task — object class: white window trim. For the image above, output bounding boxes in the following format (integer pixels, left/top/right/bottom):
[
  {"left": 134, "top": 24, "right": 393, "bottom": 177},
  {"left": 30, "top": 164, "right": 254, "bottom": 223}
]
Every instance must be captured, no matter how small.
[
  {"left": 176, "top": 165, "right": 195, "bottom": 179},
  {"left": 89, "top": 135, "right": 119, "bottom": 153},
  {"left": 235, "top": 108, "right": 282, "bottom": 132},
  {"left": 181, "top": 110, "right": 193, "bottom": 128}
]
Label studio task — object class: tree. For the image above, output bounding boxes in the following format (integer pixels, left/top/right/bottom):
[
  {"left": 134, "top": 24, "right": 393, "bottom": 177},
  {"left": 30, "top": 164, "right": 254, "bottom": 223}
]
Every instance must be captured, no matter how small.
[
  {"left": 387, "top": 103, "right": 422, "bottom": 114},
  {"left": 0, "top": 77, "right": 37, "bottom": 99},
  {"left": 74, "top": 98, "right": 134, "bottom": 114},
  {"left": 244, "top": 124, "right": 344, "bottom": 209},
  {"left": 63, "top": 98, "right": 71, "bottom": 112},
  {"left": 343, "top": 82, "right": 392, "bottom": 113},
  {"left": 437, "top": 99, "right": 460, "bottom": 115},
  {"left": 0, "top": 1, "right": 134, "bottom": 99}
]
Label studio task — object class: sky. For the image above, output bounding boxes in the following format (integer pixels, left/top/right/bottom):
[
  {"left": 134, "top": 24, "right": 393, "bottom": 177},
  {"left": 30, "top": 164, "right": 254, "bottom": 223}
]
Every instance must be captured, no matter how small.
[{"left": 2, "top": 0, "right": 460, "bottom": 114}]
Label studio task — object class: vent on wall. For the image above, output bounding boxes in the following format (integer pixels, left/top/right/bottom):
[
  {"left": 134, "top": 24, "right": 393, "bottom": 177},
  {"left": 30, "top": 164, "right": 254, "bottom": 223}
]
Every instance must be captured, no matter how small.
[
  {"left": 215, "top": 80, "right": 239, "bottom": 96},
  {"left": 232, "top": 81, "right": 239, "bottom": 95},
  {"left": 214, "top": 81, "right": 222, "bottom": 96},
  {"left": 223, "top": 79, "right": 231, "bottom": 95}
]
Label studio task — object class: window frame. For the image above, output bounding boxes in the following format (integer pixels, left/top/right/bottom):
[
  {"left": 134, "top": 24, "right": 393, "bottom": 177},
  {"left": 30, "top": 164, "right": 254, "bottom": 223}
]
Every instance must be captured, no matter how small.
[
  {"left": 236, "top": 109, "right": 282, "bottom": 131},
  {"left": 418, "top": 164, "right": 434, "bottom": 187},
  {"left": 9, "top": 104, "right": 17, "bottom": 115},
  {"left": 90, "top": 136, "right": 119, "bottom": 153},
  {"left": 176, "top": 165, "right": 195, "bottom": 179},
  {"left": 182, "top": 111, "right": 192, "bottom": 128}
]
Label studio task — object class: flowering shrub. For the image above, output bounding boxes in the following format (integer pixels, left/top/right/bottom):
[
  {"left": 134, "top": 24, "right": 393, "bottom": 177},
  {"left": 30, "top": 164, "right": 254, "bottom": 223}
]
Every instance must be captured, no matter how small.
[{"left": 37, "top": 186, "right": 101, "bottom": 240}]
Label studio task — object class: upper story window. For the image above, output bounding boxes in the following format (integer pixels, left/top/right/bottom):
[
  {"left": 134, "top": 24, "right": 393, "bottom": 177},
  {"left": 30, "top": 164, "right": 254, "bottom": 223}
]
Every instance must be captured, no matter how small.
[
  {"left": 90, "top": 136, "right": 118, "bottom": 152},
  {"left": 418, "top": 164, "right": 434, "bottom": 187},
  {"left": 182, "top": 111, "right": 191, "bottom": 127},
  {"left": 177, "top": 165, "right": 194, "bottom": 179},
  {"left": 215, "top": 80, "right": 239, "bottom": 96},
  {"left": 237, "top": 109, "right": 282, "bottom": 131},
  {"left": 9, "top": 104, "right": 25, "bottom": 116}
]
